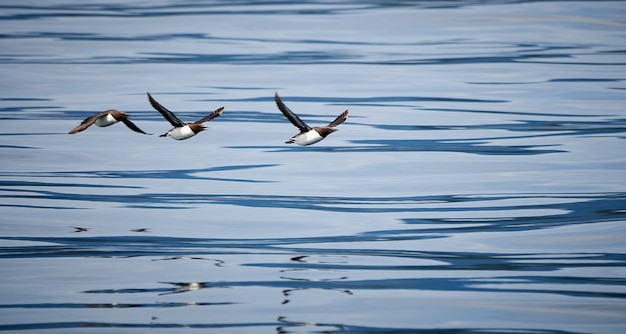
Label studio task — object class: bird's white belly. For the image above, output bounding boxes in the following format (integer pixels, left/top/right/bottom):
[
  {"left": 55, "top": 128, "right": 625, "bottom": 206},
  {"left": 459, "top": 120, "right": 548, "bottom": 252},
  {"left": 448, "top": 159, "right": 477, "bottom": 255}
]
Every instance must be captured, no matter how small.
[
  {"left": 169, "top": 125, "right": 196, "bottom": 140},
  {"left": 295, "top": 130, "right": 323, "bottom": 146},
  {"left": 94, "top": 114, "right": 118, "bottom": 127}
]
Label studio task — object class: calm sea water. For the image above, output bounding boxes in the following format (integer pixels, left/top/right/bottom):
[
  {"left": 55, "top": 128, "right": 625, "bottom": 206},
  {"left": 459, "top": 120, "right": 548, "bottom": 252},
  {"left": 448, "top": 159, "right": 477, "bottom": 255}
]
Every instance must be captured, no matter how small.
[{"left": 1, "top": 1, "right": 626, "bottom": 333}]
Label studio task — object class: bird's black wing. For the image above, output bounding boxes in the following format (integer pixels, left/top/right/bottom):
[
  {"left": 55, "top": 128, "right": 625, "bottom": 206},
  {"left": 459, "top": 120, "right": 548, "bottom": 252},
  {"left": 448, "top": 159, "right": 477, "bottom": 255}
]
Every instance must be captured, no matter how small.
[
  {"left": 327, "top": 110, "right": 349, "bottom": 128},
  {"left": 121, "top": 118, "right": 151, "bottom": 135},
  {"left": 194, "top": 107, "right": 225, "bottom": 124},
  {"left": 147, "top": 92, "right": 185, "bottom": 127},
  {"left": 275, "top": 92, "right": 311, "bottom": 132}
]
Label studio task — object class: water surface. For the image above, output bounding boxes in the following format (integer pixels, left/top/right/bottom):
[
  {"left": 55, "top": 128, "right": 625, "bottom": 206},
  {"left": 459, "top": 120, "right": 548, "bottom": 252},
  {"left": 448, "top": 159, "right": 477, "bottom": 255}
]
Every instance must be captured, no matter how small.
[{"left": 1, "top": 1, "right": 626, "bottom": 333}]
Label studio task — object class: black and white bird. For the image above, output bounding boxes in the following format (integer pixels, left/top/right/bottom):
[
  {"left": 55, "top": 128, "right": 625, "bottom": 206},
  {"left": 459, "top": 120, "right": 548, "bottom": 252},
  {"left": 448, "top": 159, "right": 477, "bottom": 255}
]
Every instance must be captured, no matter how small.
[
  {"left": 68, "top": 110, "right": 150, "bottom": 135},
  {"left": 147, "top": 92, "right": 224, "bottom": 140},
  {"left": 274, "top": 92, "right": 348, "bottom": 146}
]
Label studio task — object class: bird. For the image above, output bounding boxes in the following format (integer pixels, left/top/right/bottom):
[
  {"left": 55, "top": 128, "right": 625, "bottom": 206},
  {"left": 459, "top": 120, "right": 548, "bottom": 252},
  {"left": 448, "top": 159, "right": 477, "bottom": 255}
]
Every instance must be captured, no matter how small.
[
  {"left": 147, "top": 92, "right": 224, "bottom": 140},
  {"left": 67, "top": 110, "right": 150, "bottom": 135},
  {"left": 274, "top": 92, "right": 348, "bottom": 146}
]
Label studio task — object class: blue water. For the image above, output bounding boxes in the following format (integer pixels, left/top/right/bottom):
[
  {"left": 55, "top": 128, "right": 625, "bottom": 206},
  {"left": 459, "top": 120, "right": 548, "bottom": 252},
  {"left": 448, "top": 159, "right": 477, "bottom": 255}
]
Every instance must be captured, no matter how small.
[{"left": 1, "top": 1, "right": 626, "bottom": 333}]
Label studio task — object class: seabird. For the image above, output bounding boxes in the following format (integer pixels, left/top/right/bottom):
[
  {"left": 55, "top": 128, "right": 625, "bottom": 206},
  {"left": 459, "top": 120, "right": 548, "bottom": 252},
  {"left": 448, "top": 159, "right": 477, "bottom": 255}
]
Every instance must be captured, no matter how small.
[
  {"left": 147, "top": 92, "right": 224, "bottom": 140},
  {"left": 275, "top": 92, "right": 348, "bottom": 146},
  {"left": 67, "top": 110, "right": 150, "bottom": 135}
]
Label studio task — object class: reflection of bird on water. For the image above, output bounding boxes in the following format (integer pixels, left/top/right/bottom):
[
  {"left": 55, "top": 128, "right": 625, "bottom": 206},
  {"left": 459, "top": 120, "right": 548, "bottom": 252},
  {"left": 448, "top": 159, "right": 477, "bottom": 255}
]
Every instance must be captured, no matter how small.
[
  {"left": 281, "top": 287, "right": 353, "bottom": 305},
  {"left": 158, "top": 282, "right": 204, "bottom": 295}
]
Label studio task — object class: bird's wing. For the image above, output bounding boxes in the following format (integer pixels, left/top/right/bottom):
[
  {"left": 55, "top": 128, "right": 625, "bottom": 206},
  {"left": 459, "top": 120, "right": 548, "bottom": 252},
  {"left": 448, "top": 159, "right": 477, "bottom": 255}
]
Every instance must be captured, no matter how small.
[
  {"left": 121, "top": 118, "right": 151, "bottom": 135},
  {"left": 327, "top": 109, "right": 349, "bottom": 128},
  {"left": 275, "top": 92, "right": 311, "bottom": 132},
  {"left": 194, "top": 107, "right": 225, "bottom": 124},
  {"left": 67, "top": 111, "right": 107, "bottom": 134},
  {"left": 147, "top": 92, "right": 185, "bottom": 127}
]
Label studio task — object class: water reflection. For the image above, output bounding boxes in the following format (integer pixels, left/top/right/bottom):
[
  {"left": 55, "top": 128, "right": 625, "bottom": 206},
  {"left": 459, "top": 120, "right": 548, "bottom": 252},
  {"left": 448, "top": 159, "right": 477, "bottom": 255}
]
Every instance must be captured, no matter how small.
[
  {"left": 3, "top": 233, "right": 623, "bottom": 282},
  {"left": 1, "top": 0, "right": 625, "bottom": 333},
  {"left": 0, "top": 301, "right": 226, "bottom": 309},
  {"left": 0, "top": 165, "right": 277, "bottom": 201},
  {"left": 0, "top": 321, "right": 277, "bottom": 331},
  {"left": 373, "top": 118, "right": 626, "bottom": 137},
  {"left": 1, "top": 35, "right": 620, "bottom": 67},
  {"left": 75, "top": 270, "right": 626, "bottom": 300},
  {"left": 276, "top": 316, "right": 346, "bottom": 333},
  {"left": 275, "top": 317, "right": 583, "bottom": 334},
  {"left": 280, "top": 256, "right": 353, "bottom": 305},
  {"left": 281, "top": 286, "right": 353, "bottom": 305},
  {"left": 341, "top": 139, "right": 562, "bottom": 154},
  {"left": 71, "top": 227, "right": 89, "bottom": 233},
  {"left": 158, "top": 281, "right": 204, "bottom": 295},
  {"left": 0, "top": 321, "right": 579, "bottom": 333},
  {"left": 153, "top": 256, "right": 225, "bottom": 267},
  {"left": 206, "top": 95, "right": 507, "bottom": 104}
]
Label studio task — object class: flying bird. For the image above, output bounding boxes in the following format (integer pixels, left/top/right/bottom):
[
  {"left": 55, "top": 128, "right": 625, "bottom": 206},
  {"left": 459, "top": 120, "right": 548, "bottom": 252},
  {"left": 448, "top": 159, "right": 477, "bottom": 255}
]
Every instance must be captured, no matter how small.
[
  {"left": 68, "top": 110, "right": 150, "bottom": 135},
  {"left": 147, "top": 92, "right": 224, "bottom": 140},
  {"left": 275, "top": 92, "right": 348, "bottom": 146}
]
